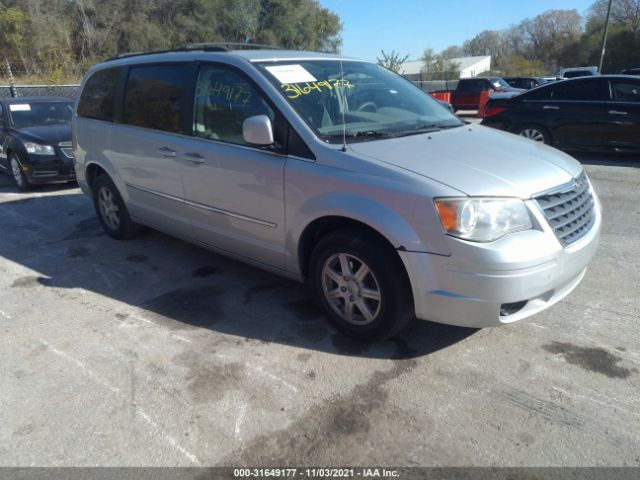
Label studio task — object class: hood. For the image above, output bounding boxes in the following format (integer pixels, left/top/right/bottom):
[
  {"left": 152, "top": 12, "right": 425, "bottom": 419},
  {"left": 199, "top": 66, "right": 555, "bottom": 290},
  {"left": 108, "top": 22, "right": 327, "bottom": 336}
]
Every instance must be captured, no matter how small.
[
  {"left": 11, "top": 125, "right": 71, "bottom": 145},
  {"left": 347, "top": 125, "right": 583, "bottom": 198}
]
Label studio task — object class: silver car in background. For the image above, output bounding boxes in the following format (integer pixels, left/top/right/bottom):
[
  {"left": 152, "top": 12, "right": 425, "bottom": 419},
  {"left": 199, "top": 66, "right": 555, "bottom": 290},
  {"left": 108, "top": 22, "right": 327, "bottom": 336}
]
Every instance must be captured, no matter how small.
[{"left": 73, "top": 45, "right": 601, "bottom": 340}]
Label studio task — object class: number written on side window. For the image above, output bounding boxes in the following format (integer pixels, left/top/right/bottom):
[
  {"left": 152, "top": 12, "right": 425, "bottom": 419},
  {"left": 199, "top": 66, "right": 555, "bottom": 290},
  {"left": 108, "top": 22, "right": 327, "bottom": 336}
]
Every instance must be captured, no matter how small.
[{"left": 193, "top": 65, "right": 276, "bottom": 146}]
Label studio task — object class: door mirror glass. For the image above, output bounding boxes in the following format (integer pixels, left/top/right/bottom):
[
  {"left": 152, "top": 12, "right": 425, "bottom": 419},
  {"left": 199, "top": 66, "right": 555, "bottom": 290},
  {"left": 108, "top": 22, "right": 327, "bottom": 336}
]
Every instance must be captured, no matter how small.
[{"left": 242, "top": 115, "right": 274, "bottom": 146}]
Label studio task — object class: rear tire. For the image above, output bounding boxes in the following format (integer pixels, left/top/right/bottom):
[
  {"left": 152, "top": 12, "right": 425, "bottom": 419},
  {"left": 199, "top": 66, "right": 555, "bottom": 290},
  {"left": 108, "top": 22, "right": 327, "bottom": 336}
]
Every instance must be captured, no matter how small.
[
  {"left": 10, "top": 153, "right": 31, "bottom": 191},
  {"left": 516, "top": 124, "right": 551, "bottom": 144},
  {"left": 92, "top": 174, "right": 142, "bottom": 240},
  {"left": 309, "top": 228, "right": 414, "bottom": 341}
]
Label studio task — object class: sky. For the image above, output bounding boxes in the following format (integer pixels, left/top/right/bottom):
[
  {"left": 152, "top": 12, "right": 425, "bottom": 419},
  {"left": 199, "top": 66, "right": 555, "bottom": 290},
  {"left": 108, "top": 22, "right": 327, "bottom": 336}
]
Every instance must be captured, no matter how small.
[{"left": 319, "top": 0, "right": 596, "bottom": 61}]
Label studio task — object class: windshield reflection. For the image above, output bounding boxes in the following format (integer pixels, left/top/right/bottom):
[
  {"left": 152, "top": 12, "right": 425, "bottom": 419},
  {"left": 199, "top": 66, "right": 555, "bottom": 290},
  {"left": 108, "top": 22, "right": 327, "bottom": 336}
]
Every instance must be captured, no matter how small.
[
  {"left": 258, "top": 60, "right": 463, "bottom": 143},
  {"left": 9, "top": 102, "right": 74, "bottom": 129}
]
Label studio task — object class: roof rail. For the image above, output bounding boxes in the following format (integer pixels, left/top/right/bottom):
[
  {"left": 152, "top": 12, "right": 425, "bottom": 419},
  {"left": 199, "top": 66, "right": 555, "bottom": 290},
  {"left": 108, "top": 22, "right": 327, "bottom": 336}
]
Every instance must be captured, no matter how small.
[
  {"left": 179, "top": 42, "right": 283, "bottom": 51},
  {"left": 104, "top": 42, "right": 283, "bottom": 62}
]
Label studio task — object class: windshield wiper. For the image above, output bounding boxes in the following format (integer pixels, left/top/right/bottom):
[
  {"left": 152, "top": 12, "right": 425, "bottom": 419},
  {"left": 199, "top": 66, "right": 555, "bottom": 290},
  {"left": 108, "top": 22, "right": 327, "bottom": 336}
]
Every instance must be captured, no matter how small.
[
  {"left": 395, "top": 124, "right": 441, "bottom": 137},
  {"left": 396, "top": 122, "right": 462, "bottom": 138},
  {"left": 352, "top": 130, "right": 396, "bottom": 138}
]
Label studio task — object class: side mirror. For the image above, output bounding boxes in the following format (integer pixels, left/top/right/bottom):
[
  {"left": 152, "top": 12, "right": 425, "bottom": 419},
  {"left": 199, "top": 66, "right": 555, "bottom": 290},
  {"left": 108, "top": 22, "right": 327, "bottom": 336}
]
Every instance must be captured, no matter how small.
[{"left": 242, "top": 115, "right": 274, "bottom": 146}]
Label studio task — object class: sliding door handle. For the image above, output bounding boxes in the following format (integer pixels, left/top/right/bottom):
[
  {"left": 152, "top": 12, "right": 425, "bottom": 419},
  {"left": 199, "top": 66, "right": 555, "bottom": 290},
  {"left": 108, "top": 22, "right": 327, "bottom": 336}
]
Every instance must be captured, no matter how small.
[
  {"left": 184, "top": 152, "right": 205, "bottom": 164},
  {"left": 543, "top": 105, "right": 559, "bottom": 110},
  {"left": 608, "top": 110, "right": 628, "bottom": 115},
  {"left": 157, "top": 146, "right": 177, "bottom": 158}
]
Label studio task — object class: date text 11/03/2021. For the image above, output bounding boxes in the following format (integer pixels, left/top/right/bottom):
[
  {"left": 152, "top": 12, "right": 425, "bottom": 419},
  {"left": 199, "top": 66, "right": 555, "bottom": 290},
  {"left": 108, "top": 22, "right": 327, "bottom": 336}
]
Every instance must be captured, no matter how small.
[{"left": 233, "top": 468, "right": 400, "bottom": 478}]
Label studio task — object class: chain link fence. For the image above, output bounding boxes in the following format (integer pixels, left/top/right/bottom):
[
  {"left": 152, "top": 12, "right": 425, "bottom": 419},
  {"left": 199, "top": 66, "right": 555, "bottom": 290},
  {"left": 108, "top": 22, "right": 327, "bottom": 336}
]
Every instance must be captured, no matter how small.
[
  {"left": 411, "top": 80, "right": 459, "bottom": 93},
  {"left": 0, "top": 85, "right": 81, "bottom": 99}
]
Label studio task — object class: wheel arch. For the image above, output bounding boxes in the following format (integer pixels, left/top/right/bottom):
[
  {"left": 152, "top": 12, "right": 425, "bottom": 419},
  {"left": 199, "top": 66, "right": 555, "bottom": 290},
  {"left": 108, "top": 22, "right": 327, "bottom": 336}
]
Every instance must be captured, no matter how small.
[
  {"left": 290, "top": 193, "right": 435, "bottom": 280},
  {"left": 297, "top": 216, "right": 403, "bottom": 280},
  {"left": 85, "top": 162, "right": 108, "bottom": 191}
]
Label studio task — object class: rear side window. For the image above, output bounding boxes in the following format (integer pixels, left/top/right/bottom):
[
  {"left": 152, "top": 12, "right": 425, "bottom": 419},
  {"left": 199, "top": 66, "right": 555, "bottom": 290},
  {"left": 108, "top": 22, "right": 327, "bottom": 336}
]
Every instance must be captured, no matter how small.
[
  {"left": 610, "top": 80, "right": 640, "bottom": 102},
  {"left": 123, "top": 64, "right": 191, "bottom": 133},
  {"left": 77, "top": 67, "right": 121, "bottom": 121},
  {"left": 551, "top": 81, "right": 601, "bottom": 101}
]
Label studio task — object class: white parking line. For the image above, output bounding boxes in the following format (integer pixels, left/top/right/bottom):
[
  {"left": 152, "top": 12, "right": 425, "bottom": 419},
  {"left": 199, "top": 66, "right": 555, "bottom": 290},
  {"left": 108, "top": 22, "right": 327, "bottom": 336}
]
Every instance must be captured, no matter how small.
[
  {"left": 234, "top": 402, "right": 248, "bottom": 440},
  {"left": 38, "top": 338, "right": 202, "bottom": 465},
  {"left": 124, "top": 312, "right": 192, "bottom": 343}
]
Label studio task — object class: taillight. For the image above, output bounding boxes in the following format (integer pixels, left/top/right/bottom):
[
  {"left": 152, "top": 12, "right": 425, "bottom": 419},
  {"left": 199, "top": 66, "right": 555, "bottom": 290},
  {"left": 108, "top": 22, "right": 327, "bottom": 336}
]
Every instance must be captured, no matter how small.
[{"left": 483, "top": 107, "right": 506, "bottom": 118}]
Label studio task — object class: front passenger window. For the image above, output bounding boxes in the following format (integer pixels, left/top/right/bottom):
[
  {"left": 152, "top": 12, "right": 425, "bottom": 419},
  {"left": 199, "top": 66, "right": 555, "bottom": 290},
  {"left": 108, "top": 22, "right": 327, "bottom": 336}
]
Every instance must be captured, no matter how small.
[{"left": 193, "top": 65, "right": 277, "bottom": 146}]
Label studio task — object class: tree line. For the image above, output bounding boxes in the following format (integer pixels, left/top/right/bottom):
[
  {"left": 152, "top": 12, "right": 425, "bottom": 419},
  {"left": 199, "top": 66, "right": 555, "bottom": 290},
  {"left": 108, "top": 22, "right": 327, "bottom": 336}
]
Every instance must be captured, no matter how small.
[
  {"left": 380, "top": 0, "right": 640, "bottom": 78},
  {"left": 0, "top": 0, "right": 341, "bottom": 83}
]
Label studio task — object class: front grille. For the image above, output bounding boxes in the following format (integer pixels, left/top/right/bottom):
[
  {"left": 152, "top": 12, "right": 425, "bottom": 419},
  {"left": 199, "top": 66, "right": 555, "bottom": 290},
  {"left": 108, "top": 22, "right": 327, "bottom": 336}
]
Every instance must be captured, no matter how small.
[{"left": 535, "top": 172, "right": 595, "bottom": 246}]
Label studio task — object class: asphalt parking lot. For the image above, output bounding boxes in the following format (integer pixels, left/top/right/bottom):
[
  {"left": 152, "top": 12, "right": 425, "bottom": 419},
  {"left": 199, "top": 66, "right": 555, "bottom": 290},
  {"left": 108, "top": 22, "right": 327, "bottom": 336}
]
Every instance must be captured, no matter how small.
[{"left": 0, "top": 153, "right": 639, "bottom": 467}]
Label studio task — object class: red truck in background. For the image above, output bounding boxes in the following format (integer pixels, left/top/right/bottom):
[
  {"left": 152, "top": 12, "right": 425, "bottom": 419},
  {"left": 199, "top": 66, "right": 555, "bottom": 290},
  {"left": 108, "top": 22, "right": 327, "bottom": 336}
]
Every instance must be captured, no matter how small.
[{"left": 434, "top": 77, "right": 524, "bottom": 112}]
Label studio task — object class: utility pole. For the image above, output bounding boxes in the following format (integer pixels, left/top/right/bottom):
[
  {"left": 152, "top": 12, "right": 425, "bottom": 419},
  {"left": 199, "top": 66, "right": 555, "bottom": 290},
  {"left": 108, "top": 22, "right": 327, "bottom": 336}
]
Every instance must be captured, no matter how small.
[{"left": 599, "top": 0, "right": 614, "bottom": 73}]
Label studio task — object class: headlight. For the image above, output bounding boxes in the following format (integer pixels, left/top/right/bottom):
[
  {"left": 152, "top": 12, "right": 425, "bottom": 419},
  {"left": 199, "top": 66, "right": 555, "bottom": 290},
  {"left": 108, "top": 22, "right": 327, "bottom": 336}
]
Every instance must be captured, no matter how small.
[
  {"left": 434, "top": 197, "right": 533, "bottom": 242},
  {"left": 24, "top": 142, "right": 55, "bottom": 155}
]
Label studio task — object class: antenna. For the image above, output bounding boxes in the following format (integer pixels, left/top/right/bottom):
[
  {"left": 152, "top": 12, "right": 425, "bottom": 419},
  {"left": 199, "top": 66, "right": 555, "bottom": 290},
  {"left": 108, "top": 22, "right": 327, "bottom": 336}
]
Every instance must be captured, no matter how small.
[
  {"left": 339, "top": 55, "right": 347, "bottom": 152},
  {"left": 338, "top": 0, "right": 347, "bottom": 152}
]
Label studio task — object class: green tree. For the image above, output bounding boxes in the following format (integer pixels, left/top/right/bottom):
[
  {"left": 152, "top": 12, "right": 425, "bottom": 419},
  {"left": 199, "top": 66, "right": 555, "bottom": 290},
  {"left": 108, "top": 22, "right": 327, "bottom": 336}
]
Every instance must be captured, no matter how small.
[
  {"left": 376, "top": 50, "right": 409, "bottom": 73},
  {"left": 421, "top": 48, "right": 460, "bottom": 80},
  {"left": 1, "top": 0, "right": 342, "bottom": 82}
]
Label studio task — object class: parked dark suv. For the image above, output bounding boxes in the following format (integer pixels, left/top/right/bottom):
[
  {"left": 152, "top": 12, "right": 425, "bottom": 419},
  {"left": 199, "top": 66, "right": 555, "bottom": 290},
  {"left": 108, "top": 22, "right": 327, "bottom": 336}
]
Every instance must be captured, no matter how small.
[{"left": 0, "top": 97, "right": 76, "bottom": 190}]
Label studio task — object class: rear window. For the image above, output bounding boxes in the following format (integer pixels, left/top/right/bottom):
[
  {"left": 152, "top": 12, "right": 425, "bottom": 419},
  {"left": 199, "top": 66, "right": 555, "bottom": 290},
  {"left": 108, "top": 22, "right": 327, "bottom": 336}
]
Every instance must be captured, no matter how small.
[
  {"left": 122, "top": 64, "right": 191, "bottom": 133},
  {"left": 77, "top": 67, "right": 121, "bottom": 121},
  {"left": 610, "top": 80, "right": 640, "bottom": 102},
  {"left": 521, "top": 85, "right": 553, "bottom": 101},
  {"left": 458, "top": 80, "right": 487, "bottom": 94}
]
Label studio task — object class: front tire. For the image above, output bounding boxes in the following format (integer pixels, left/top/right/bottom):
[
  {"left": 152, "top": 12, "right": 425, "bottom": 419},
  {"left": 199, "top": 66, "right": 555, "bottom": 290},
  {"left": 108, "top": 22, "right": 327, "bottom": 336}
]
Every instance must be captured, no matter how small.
[
  {"left": 10, "top": 153, "right": 31, "bottom": 191},
  {"left": 92, "top": 174, "right": 141, "bottom": 240},
  {"left": 309, "top": 228, "right": 414, "bottom": 341}
]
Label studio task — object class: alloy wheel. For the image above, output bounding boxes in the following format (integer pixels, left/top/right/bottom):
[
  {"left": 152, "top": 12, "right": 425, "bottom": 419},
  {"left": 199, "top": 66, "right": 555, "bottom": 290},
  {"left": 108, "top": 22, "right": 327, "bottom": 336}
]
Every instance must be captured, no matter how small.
[
  {"left": 321, "top": 252, "right": 382, "bottom": 325},
  {"left": 519, "top": 128, "right": 545, "bottom": 142},
  {"left": 98, "top": 186, "right": 121, "bottom": 230},
  {"left": 10, "top": 158, "right": 23, "bottom": 187}
]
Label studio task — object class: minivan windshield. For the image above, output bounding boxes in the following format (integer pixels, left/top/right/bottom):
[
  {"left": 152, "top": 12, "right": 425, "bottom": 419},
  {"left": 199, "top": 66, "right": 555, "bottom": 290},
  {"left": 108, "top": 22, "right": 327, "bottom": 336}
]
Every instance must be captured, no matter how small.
[
  {"left": 256, "top": 60, "right": 463, "bottom": 142},
  {"left": 8, "top": 101, "right": 73, "bottom": 128}
]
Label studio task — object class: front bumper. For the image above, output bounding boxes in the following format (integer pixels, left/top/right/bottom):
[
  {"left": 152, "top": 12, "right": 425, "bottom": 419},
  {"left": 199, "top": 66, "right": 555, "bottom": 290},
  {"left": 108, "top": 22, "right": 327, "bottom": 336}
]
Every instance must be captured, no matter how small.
[
  {"left": 23, "top": 154, "right": 76, "bottom": 184},
  {"left": 400, "top": 194, "right": 601, "bottom": 328}
]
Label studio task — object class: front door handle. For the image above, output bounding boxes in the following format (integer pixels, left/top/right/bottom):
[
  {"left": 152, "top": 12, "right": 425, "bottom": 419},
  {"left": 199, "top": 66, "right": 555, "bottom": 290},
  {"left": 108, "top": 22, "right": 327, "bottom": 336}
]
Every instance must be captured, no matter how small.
[
  {"left": 543, "top": 105, "right": 559, "bottom": 110},
  {"left": 184, "top": 152, "right": 205, "bottom": 164},
  {"left": 158, "top": 146, "right": 177, "bottom": 158},
  {"left": 609, "top": 110, "right": 628, "bottom": 115}
]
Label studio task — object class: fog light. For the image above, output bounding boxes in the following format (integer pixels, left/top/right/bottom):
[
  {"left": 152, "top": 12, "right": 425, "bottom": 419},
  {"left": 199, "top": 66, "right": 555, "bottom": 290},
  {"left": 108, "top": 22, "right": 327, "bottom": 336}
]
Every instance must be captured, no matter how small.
[{"left": 500, "top": 301, "right": 527, "bottom": 316}]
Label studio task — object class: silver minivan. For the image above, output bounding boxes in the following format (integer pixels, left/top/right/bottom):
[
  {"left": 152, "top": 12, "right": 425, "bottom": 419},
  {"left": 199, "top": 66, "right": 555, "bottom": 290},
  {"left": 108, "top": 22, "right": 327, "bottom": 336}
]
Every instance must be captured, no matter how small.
[{"left": 73, "top": 45, "right": 601, "bottom": 340}]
